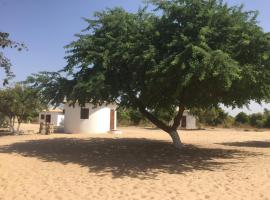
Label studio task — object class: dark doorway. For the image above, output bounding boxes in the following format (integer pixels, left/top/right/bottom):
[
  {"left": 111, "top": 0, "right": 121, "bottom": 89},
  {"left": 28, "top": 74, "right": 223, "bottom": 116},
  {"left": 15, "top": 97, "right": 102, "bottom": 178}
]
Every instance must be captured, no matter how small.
[
  {"left": 45, "top": 115, "right": 51, "bottom": 123},
  {"left": 110, "top": 110, "right": 115, "bottom": 130},
  {"left": 181, "top": 116, "right": 186, "bottom": 128}
]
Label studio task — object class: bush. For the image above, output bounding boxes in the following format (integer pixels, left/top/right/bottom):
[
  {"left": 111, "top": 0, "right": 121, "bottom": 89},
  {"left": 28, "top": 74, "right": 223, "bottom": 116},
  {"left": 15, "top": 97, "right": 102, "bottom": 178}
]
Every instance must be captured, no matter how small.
[
  {"left": 129, "top": 109, "right": 143, "bottom": 125},
  {"left": 191, "top": 107, "right": 230, "bottom": 127},
  {"left": 249, "top": 113, "right": 266, "bottom": 128},
  {"left": 264, "top": 114, "right": 270, "bottom": 128},
  {"left": 0, "top": 112, "right": 9, "bottom": 128},
  {"left": 117, "top": 107, "right": 146, "bottom": 126},
  {"left": 235, "top": 112, "right": 249, "bottom": 124}
]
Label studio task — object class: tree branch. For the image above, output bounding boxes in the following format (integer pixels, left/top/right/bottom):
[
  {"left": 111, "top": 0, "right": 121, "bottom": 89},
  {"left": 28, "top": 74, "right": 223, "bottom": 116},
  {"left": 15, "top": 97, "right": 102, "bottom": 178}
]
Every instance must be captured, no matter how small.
[
  {"left": 171, "top": 105, "right": 185, "bottom": 130},
  {"left": 128, "top": 94, "right": 172, "bottom": 133}
]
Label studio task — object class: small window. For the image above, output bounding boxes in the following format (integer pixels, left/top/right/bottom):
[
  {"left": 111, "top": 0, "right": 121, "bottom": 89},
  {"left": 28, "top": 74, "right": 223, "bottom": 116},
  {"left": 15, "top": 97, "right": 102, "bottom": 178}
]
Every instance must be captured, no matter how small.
[
  {"left": 40, "top": 114, "right": 45, "bottom": 120},
  {"left": 80, "top": 108, "right": 89, "bottom": 119}
]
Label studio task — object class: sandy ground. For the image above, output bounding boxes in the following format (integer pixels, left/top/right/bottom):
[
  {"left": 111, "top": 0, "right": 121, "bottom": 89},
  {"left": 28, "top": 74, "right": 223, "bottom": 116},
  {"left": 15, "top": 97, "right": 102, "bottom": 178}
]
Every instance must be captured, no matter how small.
[{"left": 0, "top": 124, "right": 270, "bottom": 200}]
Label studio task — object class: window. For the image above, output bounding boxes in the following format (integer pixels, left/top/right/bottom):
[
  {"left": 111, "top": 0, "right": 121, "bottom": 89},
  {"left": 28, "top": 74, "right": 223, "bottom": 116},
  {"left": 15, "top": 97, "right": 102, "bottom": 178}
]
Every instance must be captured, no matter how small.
[
  {"left": 45, "top": 115, "right": 51, "bottom": 123},
  {"left": 80, "top": 108, "right": 89, "bottom": 119},
  {"left": 40, "top": 114, "right": 45, "bottom": 120}
]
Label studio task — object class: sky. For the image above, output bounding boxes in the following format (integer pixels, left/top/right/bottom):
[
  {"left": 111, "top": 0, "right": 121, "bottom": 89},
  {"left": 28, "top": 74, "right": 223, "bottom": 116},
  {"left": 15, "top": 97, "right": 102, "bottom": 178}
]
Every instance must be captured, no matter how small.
[{"left": 1, "top": 0, "right": 270, "bottom": 116}]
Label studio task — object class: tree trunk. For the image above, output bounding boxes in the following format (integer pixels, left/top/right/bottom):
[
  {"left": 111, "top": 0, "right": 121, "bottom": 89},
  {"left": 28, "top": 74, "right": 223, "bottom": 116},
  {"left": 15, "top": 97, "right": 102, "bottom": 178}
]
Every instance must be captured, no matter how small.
[
  {"left": 168, "top": 130, "right": 182, "bottom": 149},
  {"left": 127, "top": 95, "right": 184, "bottom": 149},
  {"left": 16, "top": 122, "right": 21, "bottom": 134},
  {"left": 9, "top": 117, "right": 15, "bottom": 133}
]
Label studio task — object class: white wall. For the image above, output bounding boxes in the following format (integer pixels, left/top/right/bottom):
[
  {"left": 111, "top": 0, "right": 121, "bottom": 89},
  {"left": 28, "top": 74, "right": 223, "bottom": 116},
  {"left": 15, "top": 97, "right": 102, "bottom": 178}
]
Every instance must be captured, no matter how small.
[
  {"left": 185, "top": 114, "right": 197, "bottom": 129},
  {"left": 57, "top": 115, "right": 65, "bottom": 126},
  {"left": 39, "top": 112, "right": 64, "bottom": 126},
  {"left": 174, "top": 111, "right": 197, "bottom": 130},
  {"left": 64, "top": 103, "right": 117, "bottom": 134}
]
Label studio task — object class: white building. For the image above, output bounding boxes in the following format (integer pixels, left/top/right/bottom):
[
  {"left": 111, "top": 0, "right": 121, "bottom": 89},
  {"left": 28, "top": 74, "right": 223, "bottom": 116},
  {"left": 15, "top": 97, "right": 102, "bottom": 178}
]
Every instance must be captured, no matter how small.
[
  {"left": 64, "top": 103, "right": 117, "bottom": 134},
  {"left": 178, "top": 110, "right": 197, "bottom": 129},
  {"left": 39, "top": 109, "right": 65, "bottom": 126}
]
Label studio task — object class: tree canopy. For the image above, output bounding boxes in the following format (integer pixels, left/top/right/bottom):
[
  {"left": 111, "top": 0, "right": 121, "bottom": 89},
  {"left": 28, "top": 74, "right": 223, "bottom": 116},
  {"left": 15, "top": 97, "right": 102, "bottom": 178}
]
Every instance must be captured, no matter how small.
[
  {"left": 235, "top": 112, "right": 249, "bottom": 124},
  {"left": 0, "top": 32, "right": 25, "bottom": 85},
  {"left": 28, "top": 0, "right": 270, "bottom": 148},
  {"left": 0, "top": 84, "right": 46, "bottom": 133}
]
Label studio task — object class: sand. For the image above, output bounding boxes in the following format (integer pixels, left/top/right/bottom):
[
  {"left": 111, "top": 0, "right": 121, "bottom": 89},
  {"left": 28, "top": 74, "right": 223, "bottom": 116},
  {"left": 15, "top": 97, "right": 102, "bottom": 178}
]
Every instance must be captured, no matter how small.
[{"left": 0, "top": 124, "right": 270, "bottom": 200}]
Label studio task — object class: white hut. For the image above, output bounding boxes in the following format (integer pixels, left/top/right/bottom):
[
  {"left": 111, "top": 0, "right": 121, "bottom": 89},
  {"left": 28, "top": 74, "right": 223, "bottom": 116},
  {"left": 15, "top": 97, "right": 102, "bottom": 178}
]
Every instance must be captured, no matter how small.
[
  {"left": 64, "top": 103, "right": 117, "bottom": 134},
  {"left": 178, "top": 110, "right": 197, "bottom": 129},
  {"left": 39, "top": 109, "right": 64, "bottom": 126}
]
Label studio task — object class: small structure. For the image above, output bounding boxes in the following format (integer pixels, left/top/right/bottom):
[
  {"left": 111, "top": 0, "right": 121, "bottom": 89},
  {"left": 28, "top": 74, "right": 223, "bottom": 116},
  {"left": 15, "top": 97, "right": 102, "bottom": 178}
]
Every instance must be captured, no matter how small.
[
  {"left": 64, "top": 103, "right": 117, "bottom": 134},
  {"left": 179, "top": 110, "right": 197, "bottom": 130},
  {"left": 39, "top": 108, "right": 64, "bottom": 126}
]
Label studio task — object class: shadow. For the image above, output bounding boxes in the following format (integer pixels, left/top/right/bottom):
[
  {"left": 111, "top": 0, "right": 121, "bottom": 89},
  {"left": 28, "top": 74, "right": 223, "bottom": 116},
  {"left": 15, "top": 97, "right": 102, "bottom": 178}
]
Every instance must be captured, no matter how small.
[
  {"left": 143, "top": 127, "right": 205, "bottom": 131},
  {"left": 0, "top": 137, "right": 259, "bottom": 179},
  {"left": 0, "top": 130, "right": 38, "bottom": 137},
  {"left": 218, "top": 140, "right": 270, "bottom": 148},
  {"left": 0, "top": 129, "right": 14, "bottom": 137},
  {"left": 54, "top": 126, "right": 65, "bottom": 134},
  {"left": 143, "top": 127, "right": 160, "bottom": 130}
]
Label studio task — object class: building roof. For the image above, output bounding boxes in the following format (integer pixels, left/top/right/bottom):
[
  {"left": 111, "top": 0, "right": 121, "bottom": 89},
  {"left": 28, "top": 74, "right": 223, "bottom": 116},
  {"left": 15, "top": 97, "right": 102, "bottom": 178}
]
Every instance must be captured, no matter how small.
[{"left": 41, "top": 108, "right": 63, "bottom": 113}]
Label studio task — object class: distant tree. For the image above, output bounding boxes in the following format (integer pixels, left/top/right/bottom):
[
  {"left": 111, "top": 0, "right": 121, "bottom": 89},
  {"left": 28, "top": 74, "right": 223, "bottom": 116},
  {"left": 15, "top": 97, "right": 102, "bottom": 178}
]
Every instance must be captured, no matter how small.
[
  {"left": 0, "top": 87, "right": 16, "bottom": 132},
  {"left": 0, "top": 112, "right": 8, "bottom": 128},
  {"left": 249, "top": 113, "right": 266, "bottom": 128},
  {"left": 235, "top": 112, "right": 249, "bottom": 124},
  {"left": 262, "top": 109, "right": 270, "bottom": 128},
  {"left": 264, "top": 115, "right": 270, "bottom": 128},
  {"left": 129, "top": 109, "right": 144, "bottom": 125},
  {"left": 27, "top": 0, "right": 270, "bottom": 148},
  {"left": 117, "top": 107, "right": 145, "bottom": 125},
  {"left": 0, "top": 32, "right": 26, "bottom": 85},
  {"left": 191, "top": 107, "right": 229, "bottom": 126},
  {"left": 0, "top": 84, "right": 46, "bottom": 133},
  {"left": 118, "top": 106, "right": 175, "bottom": 126}
]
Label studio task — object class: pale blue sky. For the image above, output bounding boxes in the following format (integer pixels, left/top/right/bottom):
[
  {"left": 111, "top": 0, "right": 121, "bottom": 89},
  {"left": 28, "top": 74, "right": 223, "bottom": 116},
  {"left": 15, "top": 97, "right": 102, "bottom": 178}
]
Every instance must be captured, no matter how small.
[{"left": 1, "top": 0, "right": 270, "bottom": 116}]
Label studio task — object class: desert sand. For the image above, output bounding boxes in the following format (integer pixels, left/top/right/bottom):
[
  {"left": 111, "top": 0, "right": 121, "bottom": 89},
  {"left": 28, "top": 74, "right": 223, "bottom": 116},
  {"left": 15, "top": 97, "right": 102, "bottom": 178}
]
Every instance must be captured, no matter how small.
[{"left": 0, "top": 124, "right": 270, "bottom": 200}]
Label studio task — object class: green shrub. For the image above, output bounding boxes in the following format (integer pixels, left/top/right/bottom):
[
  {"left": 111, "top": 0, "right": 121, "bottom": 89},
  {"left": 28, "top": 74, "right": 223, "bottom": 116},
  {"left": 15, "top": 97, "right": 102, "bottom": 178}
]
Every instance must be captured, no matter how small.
[
  {"left": 117, "top": 107, "right": 146, "bottom": 126},
  {"left": 235, "top": 112, "right": 249, "bottom": 124},
  {"left": 249, "top": 113, "right": 266, "bottom": 128},
  {"left": 191, "top": 107, "right": 231, "bottom": 127}
]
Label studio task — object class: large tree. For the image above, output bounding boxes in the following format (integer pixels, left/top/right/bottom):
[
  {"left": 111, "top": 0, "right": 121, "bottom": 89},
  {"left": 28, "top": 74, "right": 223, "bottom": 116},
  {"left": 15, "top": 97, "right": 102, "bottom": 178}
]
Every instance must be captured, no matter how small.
[{"left": 28, "top": 0, "right": 270, "bottom": 148}]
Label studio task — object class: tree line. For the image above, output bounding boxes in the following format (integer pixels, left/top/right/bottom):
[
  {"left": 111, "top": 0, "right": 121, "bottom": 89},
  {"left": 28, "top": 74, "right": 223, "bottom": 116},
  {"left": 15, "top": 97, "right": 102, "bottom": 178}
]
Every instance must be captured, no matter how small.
[
  {"left": 118, "top": 106, "right": 270, "bottom": 129},
  {"left": 235, "top": 110, "right": 270, "bottom": 128}
]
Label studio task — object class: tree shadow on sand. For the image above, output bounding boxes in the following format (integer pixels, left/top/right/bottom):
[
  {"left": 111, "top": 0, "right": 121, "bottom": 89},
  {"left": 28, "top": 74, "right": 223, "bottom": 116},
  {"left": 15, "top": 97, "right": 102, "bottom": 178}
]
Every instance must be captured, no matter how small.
[
  {"left": 218, "top": 140, "right": 270, "bottom": 148},
  {"left": 0, "top": 137, "right": 260, "bottom": 179},
  {"left": 0, "top": 131, "right": 15, "bottom": 137}
]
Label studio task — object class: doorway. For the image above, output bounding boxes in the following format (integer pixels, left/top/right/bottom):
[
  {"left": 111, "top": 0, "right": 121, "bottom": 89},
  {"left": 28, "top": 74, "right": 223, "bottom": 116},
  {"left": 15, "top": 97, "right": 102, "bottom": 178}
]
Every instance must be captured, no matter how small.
[
  {"left": 181, "top": 116, "right": 187, "bottom": 128},
  {"left": 110, "top": 110, "right": 115, "bottom": 130},
  {"left": 45, "top": 115, "right": 51, "bottom": 123}
]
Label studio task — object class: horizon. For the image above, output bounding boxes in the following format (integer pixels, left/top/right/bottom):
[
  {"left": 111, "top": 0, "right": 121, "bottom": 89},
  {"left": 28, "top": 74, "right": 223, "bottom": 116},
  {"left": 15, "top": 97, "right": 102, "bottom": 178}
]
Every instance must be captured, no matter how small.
[{"left": 1, "top": 0, "right": 270, "bottom": 116}]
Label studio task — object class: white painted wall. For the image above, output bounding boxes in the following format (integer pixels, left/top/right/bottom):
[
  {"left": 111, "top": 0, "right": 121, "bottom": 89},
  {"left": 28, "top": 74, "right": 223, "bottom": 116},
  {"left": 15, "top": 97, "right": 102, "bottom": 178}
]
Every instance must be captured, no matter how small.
[
  {"left": 39, "top": 112, "right": 64, "bottom": 126},
  {"left": 175, "top": 110, "right": 197, "bottom": 130},
  {"left": 184, "top": 114, "right": 197, "bottom": 129},
  {"left": 64, "top": 103, "right": 117, "bottom": 134},
  {"left": 57, "top": 115, "right": 65, "bottom": 126}
]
